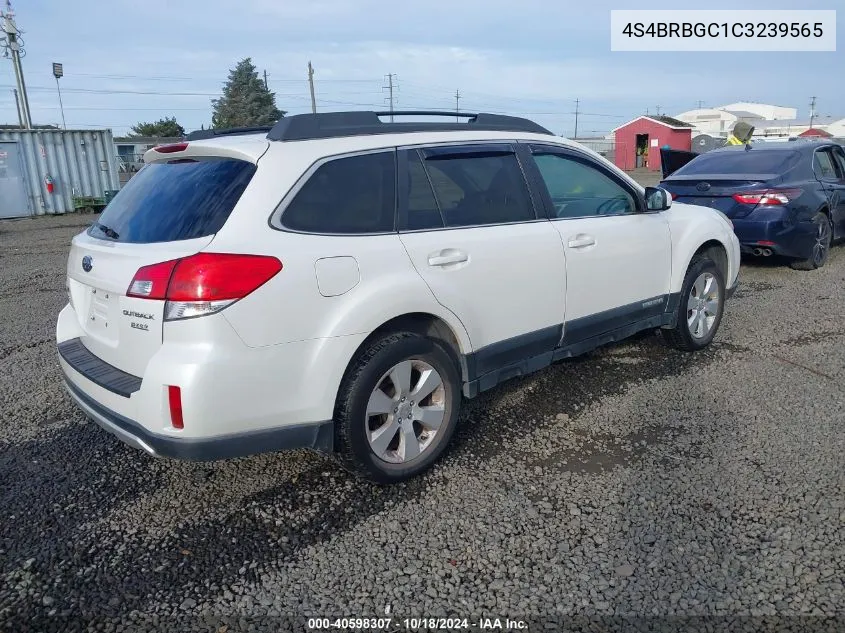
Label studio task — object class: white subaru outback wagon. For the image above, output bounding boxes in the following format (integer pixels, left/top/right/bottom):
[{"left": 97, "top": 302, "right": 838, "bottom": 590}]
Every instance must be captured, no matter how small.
[{"left": 57, "top": 111, "right": 740, "bottom": 483}]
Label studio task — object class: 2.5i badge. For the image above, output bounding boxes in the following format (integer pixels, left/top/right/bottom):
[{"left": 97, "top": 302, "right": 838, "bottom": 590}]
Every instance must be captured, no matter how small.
[{"left": 124, "top": 309, "right": 154, "bottom": 331}]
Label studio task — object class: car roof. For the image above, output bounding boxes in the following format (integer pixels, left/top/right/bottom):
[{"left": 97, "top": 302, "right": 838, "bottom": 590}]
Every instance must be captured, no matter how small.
[{"left": 710, "top": 140, "right": 834, "bottom": 154}]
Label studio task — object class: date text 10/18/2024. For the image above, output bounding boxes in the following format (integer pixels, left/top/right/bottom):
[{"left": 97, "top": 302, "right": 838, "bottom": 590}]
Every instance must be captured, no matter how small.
[{"left": 307, "top": 617, "right": 528, "bottom": 630}]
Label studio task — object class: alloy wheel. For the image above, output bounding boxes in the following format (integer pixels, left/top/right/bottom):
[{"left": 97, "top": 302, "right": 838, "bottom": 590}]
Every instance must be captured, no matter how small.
[
  {"left": 365, "top": 359, "right": 446, "bottom": 464},
  {"left": 687, "top": 272, "right": 720, "bottom": 339}
]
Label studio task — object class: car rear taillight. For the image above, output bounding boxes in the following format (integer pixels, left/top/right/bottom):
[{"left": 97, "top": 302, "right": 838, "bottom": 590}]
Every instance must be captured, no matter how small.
[
  {"left": 732, "top": 188, "right": 802, "bottom": 206},
  {"left": 127, "top": 259, "right": 179, "bottom": 299},
  {"left": 670, "top": 192, "right": 679, "bottom": 200},
  {"left": 126, "top": 253, "right": 282, "bottom": 321}
]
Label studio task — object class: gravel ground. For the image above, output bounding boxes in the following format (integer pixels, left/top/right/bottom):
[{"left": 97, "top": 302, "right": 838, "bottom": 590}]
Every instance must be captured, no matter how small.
[{"left": 1, "top": 214, "right": 843, "bottom": 633}]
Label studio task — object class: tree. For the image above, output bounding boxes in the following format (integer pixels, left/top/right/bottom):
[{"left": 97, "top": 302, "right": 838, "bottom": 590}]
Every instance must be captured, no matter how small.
[
  {"left": 212, "top": 58, "right": 285, "bottom": 129},
  {"left": 130, "top": 117, "right": 185, "bottom": 138}
]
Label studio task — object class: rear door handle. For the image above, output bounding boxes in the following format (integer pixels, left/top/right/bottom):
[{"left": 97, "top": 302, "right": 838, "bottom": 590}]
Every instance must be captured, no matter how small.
[
  {"left": 567, "top": 234, "right": 596, "bottom": 249},
  {"left": 427, "top": 250, "right": 468, "bottom": 267}
]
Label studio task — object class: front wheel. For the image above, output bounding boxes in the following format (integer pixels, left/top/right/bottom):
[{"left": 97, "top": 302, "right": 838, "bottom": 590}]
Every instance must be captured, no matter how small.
[
  {"left": 334, "top": 332, "right": 461, "bottom": 483},
  {"left": 661, "top": 256, "right": 726, "bottom": 351}
]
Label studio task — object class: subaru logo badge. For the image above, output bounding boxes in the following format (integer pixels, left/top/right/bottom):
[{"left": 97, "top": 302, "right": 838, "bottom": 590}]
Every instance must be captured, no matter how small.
[
  {"left": 696, "top": 182, "right": 711, "bottom": 192},
  {"left": 82, "top": 256, "right": 93, "bottom": 272}
]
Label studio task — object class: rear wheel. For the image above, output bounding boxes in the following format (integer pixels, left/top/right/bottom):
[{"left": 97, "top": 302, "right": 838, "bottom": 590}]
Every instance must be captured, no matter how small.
[
  {"left": 661, "top": 256, "right": 725, "bottom": 351},
  {"left": 790, "top": 212, "right": 832, "bottom": 271},
  {"left": 334, "top": 332, "right": 461, "bottom": 483}
]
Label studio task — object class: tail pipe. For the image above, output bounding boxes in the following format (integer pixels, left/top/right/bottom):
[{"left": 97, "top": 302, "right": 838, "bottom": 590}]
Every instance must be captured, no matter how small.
[{"left": 753, "top": 247, "right": 773, "bottom": 257}]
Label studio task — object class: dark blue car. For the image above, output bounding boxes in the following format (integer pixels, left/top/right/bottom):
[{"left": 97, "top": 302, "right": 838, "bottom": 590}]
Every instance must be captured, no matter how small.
[{"left": 660, "top": 141, "right": 845, "bottom": 270}]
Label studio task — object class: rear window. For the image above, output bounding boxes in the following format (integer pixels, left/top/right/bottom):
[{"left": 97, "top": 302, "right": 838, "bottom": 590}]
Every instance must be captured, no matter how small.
[
  {"left": 673, "top": 149, "right": 801, "bottom": 176},
  {"left": 88, "top": 157, "right": 256, "bottom": 243}
]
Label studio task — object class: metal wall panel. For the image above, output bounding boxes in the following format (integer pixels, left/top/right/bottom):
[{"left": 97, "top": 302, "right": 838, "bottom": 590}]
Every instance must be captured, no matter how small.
[{"left": 0, "top": 129, "right": 120, "bottom": 216}]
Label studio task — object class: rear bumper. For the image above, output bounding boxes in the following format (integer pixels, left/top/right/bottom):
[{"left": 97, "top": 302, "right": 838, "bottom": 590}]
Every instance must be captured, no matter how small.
[
  {"left": 733, "top": 218, "right": 818, "bottom": 260},
  {"left": 56, "top": 303, "right": 368, "bottom": 460},
  {"left": 62, "top": 374, "right": 334, "bottom": 460}
]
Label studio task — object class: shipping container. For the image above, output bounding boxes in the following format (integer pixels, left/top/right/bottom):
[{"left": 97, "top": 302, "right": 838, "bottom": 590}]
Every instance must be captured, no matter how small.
[{"left": 0, "top": 129, "right": 120, "bottom": 219}]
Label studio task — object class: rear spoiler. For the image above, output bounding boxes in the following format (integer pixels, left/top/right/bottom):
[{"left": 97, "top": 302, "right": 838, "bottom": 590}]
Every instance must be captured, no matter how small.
[{"left": 660, "top": 147, "right": 700, "bottom": 179}]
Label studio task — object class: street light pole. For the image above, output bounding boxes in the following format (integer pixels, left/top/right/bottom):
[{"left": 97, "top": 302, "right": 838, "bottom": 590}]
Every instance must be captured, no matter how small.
[{"left": 53, "top": 62, "right": 66, "bottom": 129}]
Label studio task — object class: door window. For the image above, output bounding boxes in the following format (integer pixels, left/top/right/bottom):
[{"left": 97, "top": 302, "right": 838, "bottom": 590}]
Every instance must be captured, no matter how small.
[
  {"left": 831, "top": 147, "right": 845, "bottom": 178},
  {"left": 532, "top": 152, "right": 637, "bottom": 218},
  {"left": 405, "top": 151, "right": 444, "bottom": 230},
  {"left": 418, "top": 149, "right": 535, "bottom": 228}
]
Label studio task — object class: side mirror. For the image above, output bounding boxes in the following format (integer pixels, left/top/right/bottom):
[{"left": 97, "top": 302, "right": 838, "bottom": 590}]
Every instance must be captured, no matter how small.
[{"left": 644, "top": 186, "right": 672, "bottom": 211}]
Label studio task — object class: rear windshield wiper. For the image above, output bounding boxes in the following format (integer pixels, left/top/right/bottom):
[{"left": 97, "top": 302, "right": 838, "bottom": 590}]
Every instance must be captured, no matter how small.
[{"left": 93, "top": 221, "right": 120, "bottom": 240}]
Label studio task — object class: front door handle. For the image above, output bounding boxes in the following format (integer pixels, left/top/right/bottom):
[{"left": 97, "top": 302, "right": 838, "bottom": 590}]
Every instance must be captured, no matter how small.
[
  {"left": 428, "top": 250, "right": 468, "bottom": 267},
  {"left": 567, "top": 234, "right": 596, "bottom": 249}
]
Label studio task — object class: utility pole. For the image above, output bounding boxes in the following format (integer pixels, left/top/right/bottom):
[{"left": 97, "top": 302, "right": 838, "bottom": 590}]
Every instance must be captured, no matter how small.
[
  {"left": 573, "top": 98, "right": 580, "bottom": 138},
  {"left": 11, "top": 87, "right": 22, "bottom": 128},
  {"left": 263, "top": 69, "right": 268, "bottom": 90},
  {"left": 696, "top": 100, "right": 705, "bottom": 109},
  {"left": 655, "top": 105, "right": 661, "bottom": 116},
  {"left": 809, "top": 96, "right": 817, "bottom": 129},
  {"left": 454, "top": 89, "right": 461, "bottom": 121},
  {"left": 383, "top": 73, "right": 396, "bottom": 122},
  {"left": 1, "top": 0, "right": 32, "bottom": 129},
  {"left": 307, "top": 61, "right": 316, "bottom": 114}
]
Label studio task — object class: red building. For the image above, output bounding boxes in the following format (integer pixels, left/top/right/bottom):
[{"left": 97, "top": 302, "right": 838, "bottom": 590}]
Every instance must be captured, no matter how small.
[
  {"left": 798, "top": 128, "right": 833, "bottom": 138},
  {"left": 611, "top": 115, "right": 693, "bottom": 173}
]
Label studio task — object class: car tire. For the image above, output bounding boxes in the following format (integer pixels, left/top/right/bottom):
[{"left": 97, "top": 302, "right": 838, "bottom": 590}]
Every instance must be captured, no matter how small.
[
  {"left": 661, "top": 255, "right": 726, "bottom": 352},
  {"left": 334, "top": 332, "right": 461, "bottom": 483},
  {"left": 790, "top": 212, "right": 832, "bottom": 271}
]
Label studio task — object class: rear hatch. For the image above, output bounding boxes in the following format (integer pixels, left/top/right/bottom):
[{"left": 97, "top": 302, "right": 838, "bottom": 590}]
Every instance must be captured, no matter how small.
[
  {"left": 66, "top": 140, "right": 264, "bottom": 377},
  {"left": 661, "top": 148, "right": 801, "bottom": 218}
]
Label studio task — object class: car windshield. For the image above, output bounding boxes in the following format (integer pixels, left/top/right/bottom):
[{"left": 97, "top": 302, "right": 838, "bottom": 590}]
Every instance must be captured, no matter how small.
[{"left": 673, "top": 149, "right": 801, "bottom": 176}]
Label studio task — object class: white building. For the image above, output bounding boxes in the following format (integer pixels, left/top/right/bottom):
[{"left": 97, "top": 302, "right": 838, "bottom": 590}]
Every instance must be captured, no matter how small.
[
  {"left": 823, "top": 118, "right": 845, "bottom": 137},
  {"left": 674, "top": 108, "right": 764, "bottom": 136},
  {"left": 717, "top": 102, "right": 797, "bottom": 121}
]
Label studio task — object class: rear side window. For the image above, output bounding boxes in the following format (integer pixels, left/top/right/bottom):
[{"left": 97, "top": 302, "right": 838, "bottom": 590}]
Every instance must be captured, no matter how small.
[
  {"left": 422, "top": 150, "right": 535, "bottom": 227},
  {"left": 89, "top": 157, "right": 256, "bottom": 244},
  {"left": 813, "top": 150, "right": 838, "bottom": 179},
  {"left": 674, "top": 150, "right": 801, "bottom": 176},
  {"left": 281, "top": 151, "right": 396, "bottom": 234}
]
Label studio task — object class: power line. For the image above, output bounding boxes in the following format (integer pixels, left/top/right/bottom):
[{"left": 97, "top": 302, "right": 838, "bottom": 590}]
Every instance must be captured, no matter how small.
[{"left": 66, "top": 72, "right": 378, "bottom": 83}]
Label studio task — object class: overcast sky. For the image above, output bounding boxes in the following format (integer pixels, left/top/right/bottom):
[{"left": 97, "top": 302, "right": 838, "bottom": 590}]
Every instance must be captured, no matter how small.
[{"left": 1, "top": 0, "right": 842, "bottom": 136}]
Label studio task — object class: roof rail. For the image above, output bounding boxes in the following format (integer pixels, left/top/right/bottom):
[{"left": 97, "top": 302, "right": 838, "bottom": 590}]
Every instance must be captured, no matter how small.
[
  {"left": 266, "top": 110, "right": 553, "bottom": 142},
  {"left": 186, "top": 126, "right": 273, "bottom": 141}
]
